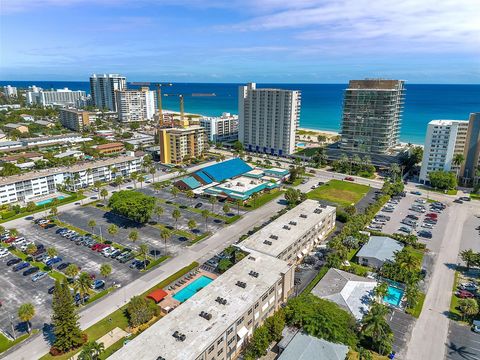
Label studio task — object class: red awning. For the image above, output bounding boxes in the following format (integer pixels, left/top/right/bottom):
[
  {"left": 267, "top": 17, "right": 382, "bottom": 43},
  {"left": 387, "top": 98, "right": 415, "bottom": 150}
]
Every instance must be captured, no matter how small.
[{"left": 147, "top": 289, "right": 168, "bottom": 303}]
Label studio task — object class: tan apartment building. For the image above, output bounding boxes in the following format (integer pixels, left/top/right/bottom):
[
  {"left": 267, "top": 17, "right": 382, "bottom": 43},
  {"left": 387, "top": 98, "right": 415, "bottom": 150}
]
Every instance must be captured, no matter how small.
[
  {"left": 59, "top": 108, "right": 96, "bottom": 132},
  {"left": 96, "top": 142, "right": 125, "bottom": 155},
  {"left": 159, "top": 125, "right": 206, "bottom": 164},
  {"left": 239, "top": 199, "right": 336, "bottom": 264},
  {"left": 108, "top": 250, "right": 295, "bottom": 360}
]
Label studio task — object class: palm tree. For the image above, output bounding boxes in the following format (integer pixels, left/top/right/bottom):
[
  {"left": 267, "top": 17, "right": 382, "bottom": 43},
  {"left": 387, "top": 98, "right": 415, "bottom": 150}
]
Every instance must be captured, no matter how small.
[
  {"left": 129, "top": 230, "right": 139, "bottom": 245},
  {"left": 461, "top": 249, "right": 477, "bottom": 270},
  {"left": 65, "top": 264, "right": 79, "bottom": 279},
  {"left": 18, "top": 303, "right": 35, "bottom": 334},
  {"left": 100, "top": 263, "right": 112, "bottom": 286},
  {"left": 458, "top": 298, "right": 479, "bottom": 321},
  {"left": 131, "top": 172, "right": 138, "bottom": 189},
  {"left": 100, "top": 188, "right": 108, "bottom": 203},
  {"left": 88, "top": 220, "right": 96, "bottom": 234},
  {"left": 78, "top": 341, "right": 105, "bottom": 360},
  {"left": 94, "top": 181, "right": 102, "bottom": 192},
  {"left": 373, "top": 282, "right": 389, "bottom": 301},
  {"left": 171, "top": 187, "right": 180, "bottom": 199},
  {"left": 107, "top": 224, "right": 119, "bottom": 242},
  {"left": 138, "top": 243, "right": 149, "bottom": 270},
  {"left": 209, "top": 196, "right": 217, "bottom": 212},
  {"left": 138, "top": 173, "right": 145, "bottom": 188},
  {"left": 160, "top": 229, "right": 171, "bottom": 256},
  {"left": 25, "top": 243, "right": 37, "bottom": 257},
  {"left": 9, "top": 228, "right": 19, "bottom": 238},
  {"left": 73, "top": 173, "right": 81, "bottom": 191},
  {"left": 149, "top": 167, "right": 156, "bottom": 183},
  {"left": 187, "top": 219, "right": 196, "bottom": 232},
  {"left": 172, "top": 209, "right": 181, "bottom": 229},
  {"left": 186, "top": 190, "right": 195, "bottom": 204},
  {"left": 47, "top": 247, "right": 58, "bottom": 258},
  {"left": 154, "top": 205, "right": 164, "bottom": 222},
  {"left": 250, "top": 192, "right": 259, "bottom": 208},
  {"left": 453, "top": 153, "right": 465, "bottom": 181},
  {"left": 75, "top": 272, "right": 92, "bottom": 304},
  {"left": 114, "top": 176, "right": 123, "bottom": 190},
  {"left": 201, "top": 209, "right": 210, "bottom": 231},
  {"left": 236, "top": 199, "right": 242, "bottom": 215},
  {"left": 50, "top": 206, "right": 58, "bottom": 220},
  {"left": 395, "top": 250, "right": 420, "bottom": 273},
  {"left": 361, "top": 303, "right": 393, "bottom": 354},
  {"left": 389, "top": 163, "right": 401, "bottom": 182},
  {"left": 152, "top": 182, "right": 162, "bottom": 193},
  {"left": 222, "top": 203, "right": 230, "bottom": 215}
]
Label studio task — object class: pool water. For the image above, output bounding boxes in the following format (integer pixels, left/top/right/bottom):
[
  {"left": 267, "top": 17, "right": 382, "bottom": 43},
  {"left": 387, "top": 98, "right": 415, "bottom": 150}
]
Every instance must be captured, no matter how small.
[
  {"left": 173, "top": 275, "right": 214, "bottom": 303},
  {"left": 383, "top": 286, "right": 404, "bottom": 307},
  {"left": 296, "top": 142, "right": 306, "bottom": 147},
  {"left": 36, "top": 196, "right": 66, "bottom": 206}
]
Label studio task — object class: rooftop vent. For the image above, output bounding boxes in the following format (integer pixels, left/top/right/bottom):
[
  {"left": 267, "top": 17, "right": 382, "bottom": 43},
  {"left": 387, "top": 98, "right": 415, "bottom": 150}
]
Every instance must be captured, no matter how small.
[
  {"left": 314, "top": 208, "right": 323, "bottom": 214},
  {"left": 300, "top": 214, "right": 307, "bottom": 218},
  {"left": 200, "top": 311, "right": 212, "bottom": 320},
  {"left": 320, "top": 204, "right": 327, "bottom": 209},
  {"left": 216, "top": 296, "right": 228, "bottom": 305},
  {"left": 247, "top": 256, "right": 256, "bottom": 261},
  {"left": 173, "top": 331, "right": 186, "bottom": 342},
  {"left": 270, "top": 234, "right": 279, "bottom": 240},
  {"left": 289, "top": 221, "right": 297, "bottom": 226},
  {"left": 249, "top": 270, "right": 259, "bottom": 278},
  {"left": 263, "top": 240, "right": 272, "bottom": 246},
  {"left": 156, "top": 357, "right": 166, "bottom": 360},
  {"left": 283, "top": 225, "right": 291, "bottom": 230},
  {"left": 236, "top": 281, "right": 247, "bottom": 289}
]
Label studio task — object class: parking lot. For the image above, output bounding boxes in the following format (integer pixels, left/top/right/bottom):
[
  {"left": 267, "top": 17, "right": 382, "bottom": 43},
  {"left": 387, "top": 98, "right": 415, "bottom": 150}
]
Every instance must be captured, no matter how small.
[
  {"left": 446, "top": 321, "right": 480, "bottom": 360},
  {"left": 387, "top": 308, "right": 416, "bottom": 358}
]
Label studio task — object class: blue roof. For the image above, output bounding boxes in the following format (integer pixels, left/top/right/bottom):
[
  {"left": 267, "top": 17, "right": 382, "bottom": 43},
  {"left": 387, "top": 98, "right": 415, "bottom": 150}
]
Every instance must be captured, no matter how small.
[
  {"left": 194, "top": 171, "right": 213, "bottom": 184},
  {"left": 199, "top": 158, "right": 252, "bottom": 182},
  {"left": 181, "top": 176, "right": 202, "bottom": 189}
]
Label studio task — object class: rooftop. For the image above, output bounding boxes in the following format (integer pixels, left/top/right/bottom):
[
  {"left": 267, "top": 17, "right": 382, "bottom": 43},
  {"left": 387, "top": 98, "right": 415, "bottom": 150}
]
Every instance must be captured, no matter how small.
[
  {"left": 0, "top": 156, "right": 139, "bottom": 186},
  {"left": 429, "top": 119, "right": 468, "bottom": 126},
  {"left": 196, "top": 158, "right": 252, "bottom": 183},
  {"left": 1, "top": 152, "right": 43, "bottom": 162},
  {"left": 278, "top": 332, "right": 349, "bottom": 360},
  {"left": 239, "top": 200, "right": 336, "bottom": 259},
  {"left": 108, "top": 251, "right": 291, "bottom": 360},
  {"left": 21, "top": 133, "right": 83, "bottom": 143},
  {"left": 356, "top": 236, "right": 404, "bottom": 263},
  {"left": 96, "top": 142, "right": 124, "bottom": 150},
  {"left": 311, "top": 268, "right": 377, "bottom": 320}
]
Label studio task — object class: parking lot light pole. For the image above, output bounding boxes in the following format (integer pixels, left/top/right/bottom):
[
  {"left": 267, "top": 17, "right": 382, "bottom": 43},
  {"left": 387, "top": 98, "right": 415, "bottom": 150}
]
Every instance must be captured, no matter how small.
[
  {"left": 99, "top": 226, "right": 103, "bottom": 242},
  {"left": 10, "top": 315, "right": 16, "bottom": 340}
]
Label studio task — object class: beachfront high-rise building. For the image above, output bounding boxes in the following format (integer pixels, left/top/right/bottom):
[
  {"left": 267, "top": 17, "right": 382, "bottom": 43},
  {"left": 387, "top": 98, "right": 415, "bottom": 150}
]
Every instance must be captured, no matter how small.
[
  {"left": 89, "top": 74, "right": 126, "bottom": 111},
  {"left": 3, "top": 85, "right": 17, "bottom": 97},
  {"left": 159, "top": 125, "right": 206, "bottom": 164},
  {"left": 25, "top": 88, "right": 87, "bottom": 107},
  {"left": 238, "top": 83, "right": 300, "bottom": 156},
  {"left": 199, "top": 113, "right": 239, "bottom": 143},
  {"left": 340, "top": 79, "right": 405, "bottom": 154},
  {"left": 420, "top": 113, "right": 480, "bottom": 185},
  {"left": 116, "top": 87, "right": 156, "bottom": 122}
]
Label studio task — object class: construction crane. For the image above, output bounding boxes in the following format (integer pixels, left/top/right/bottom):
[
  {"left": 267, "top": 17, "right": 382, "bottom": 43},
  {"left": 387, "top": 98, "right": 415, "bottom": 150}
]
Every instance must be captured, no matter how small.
[{"left": 163, "top": 93, "right": 215, "bottom": 123}]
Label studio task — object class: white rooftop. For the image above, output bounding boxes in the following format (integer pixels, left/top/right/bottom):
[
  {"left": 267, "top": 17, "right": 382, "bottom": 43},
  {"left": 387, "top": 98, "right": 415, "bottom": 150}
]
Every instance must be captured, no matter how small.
[
  {"left": 215, "top": 176, "right": 266, "bottom": 193},
  {"left": 429, "top": 119, "right": 467, "bottom": 126},
  {"left": 109, "top": 251, "right": 291, "bottom": 360},
  {"left": 239, "top": 200, "right": 335, "bottom": 259}
]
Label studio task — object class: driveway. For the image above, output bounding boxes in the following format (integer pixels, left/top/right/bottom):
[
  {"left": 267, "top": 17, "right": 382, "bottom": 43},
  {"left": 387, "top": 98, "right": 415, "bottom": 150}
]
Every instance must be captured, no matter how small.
[{"left": 446, "top": 321, "right": 480, "bottom": 360}]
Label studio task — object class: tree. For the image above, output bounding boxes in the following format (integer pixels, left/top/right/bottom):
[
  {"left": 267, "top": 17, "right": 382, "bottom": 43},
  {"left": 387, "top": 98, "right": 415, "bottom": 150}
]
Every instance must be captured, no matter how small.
[
  {"left": 460, "top": 249, "right": 477, "bottom": 270},
  {"left": 187, "top": 219, "right": 197, "bottom": 232},
  {"left": 109, "top": 191, "right": 156, "bottom": 223},
  {"left": 78, "top": 341, "right": 104, "bottom": 360},
  {"left": 453, "top": 153, "right": 465, "bottom": 180},
  {"left": 65, "top": 264, "right": 79, "bottom": 279},
  {"left": 284, "top": 188, "right": 301, "bottom": 207},
  {"left": 389, "top": 163, "right": 401, "bottom": 182},
  {"left": 25, "top": 243, "right": 38, "bottom": 256},
  {"left": 244, "top": 326, "right": 270, "bottom": 359},
  {"left": 50, "top": 206, "right": 58, "bottom": 219},
  {"left": 201, "top": 209, "right": 210, "bottom": 231},
  {"left": 186, "top": 190, "right": 195, "bottom": 203},
  {"left": 114, "top": 176, "right": 123, "bottom": 190},
  {"left": 9, "top": 228, "right": 19, "bottom": 238},
  {"left": 88, "top": 219, "right": 96, "bottom": 234},
  {"left": 75, "top": 272, "right": 92, "bottom": 305},
  {"left": 149, "top": 166, "right": 156, "bottom": 183},
  {"left": 317, "top": 135, "right": 327, "bottom": 143},
  {"left": 458, "top": 298, "right": 479, "bottom": 321},
  {"left": 51, "top": 280, "right": 84, "bottom": 352},
  {"left": 126, "top": 296, "right": 158, "bottom": 328},
  {"left": 236, "top": 199, "right": 243, "bottom": 215},
  {"left": 160, "top": 229, "right": 171, "bottom": 256},
  {"left": 361, "top": 303, "right": 393, "bottom": 355},
  {"left": 129, "top": 229, "right": 139, "bottom": 244},
  {"left": 233, "top": 140, "right": 244, "bottom": 152},
  {"left": 18, "top": 303, "right": 35, "bottom": 334},
  {"left": 26, "top": 201, "right": 37, "bottom": 212},
  {"left": 100, "top": 188, "right": 108, "bottom": 203},
  {"left": 100, "top": 264, "right": 112, "bottom": 285},
  {"left": 373, "top": 283, "right": 389, "bottom": 300},
  {"left": 172, "top": 209, "right": 181, "bottom": 229},
  {"left": 428, "top": 170, "right": 457, "bottom": 190},
  {"left": 344, "top": 205, "right": 356, "bottom": 216},
  {"left": 250, "top": 192, "right": 259, "bottom": 208},
  {"left": 171, "top": 187, "right": 180, "bottom": 199},
  {"left": 209, "top": 196, "right": 217, "bottom": 212},
  {"left": 222, "top": 203, "right": 230, "bottom": 215},
  {"left": 47, "top": 247, "right": 58, "bottom": 258},
  {"left": 107, "top": 224, "right": 119, "bottom": 241},
  {"left": 0, "top": 163, "right": 21, "bottom": 176},
  {"left": 138, "top": 243, "right": 149, "bottom": 270},
  {"left": 405, "top": 283, "right": 420, "bottom": 310},
  {"left": 94, "top": 181, "right": 102, "bottom": 192}
]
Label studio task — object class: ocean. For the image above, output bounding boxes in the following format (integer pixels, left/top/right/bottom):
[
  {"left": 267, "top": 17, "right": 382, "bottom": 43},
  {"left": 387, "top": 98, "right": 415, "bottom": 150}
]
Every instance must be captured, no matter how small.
[{"left": 1, "top": 81, "right": 479, "bottom": 145}]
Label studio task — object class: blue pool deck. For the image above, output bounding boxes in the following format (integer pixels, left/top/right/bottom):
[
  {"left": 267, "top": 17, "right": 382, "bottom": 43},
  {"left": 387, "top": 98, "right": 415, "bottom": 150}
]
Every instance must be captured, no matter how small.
[
  {"left": 173, "top": 275, "right": 214, "bottom": 303},
  {"left": 384, "top": 285, "right": 404, "bottom": 307}
]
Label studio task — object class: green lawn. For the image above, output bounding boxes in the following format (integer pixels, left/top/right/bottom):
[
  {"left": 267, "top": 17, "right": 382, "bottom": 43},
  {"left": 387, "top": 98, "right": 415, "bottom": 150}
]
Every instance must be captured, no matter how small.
[
  {"left": 406, "top": 292, "right": 426, "bottom": 318},
  {"left": 418, "top": 185, "right": 457, "bottom": 196},
  {"left": 243, "top": 189, "right": 284, "bottom": 210},
  {"left": 449, "top": 271, "right": 467, "bottom": 322},
  {"left": 0, "top": 333, "right": 31, "bottom": 354},
  {"left": 470, "top": 193, "right": 480, "bottom": 200},
  {"left": 307, "top": 179, "right": 370, "bottom": 207}
]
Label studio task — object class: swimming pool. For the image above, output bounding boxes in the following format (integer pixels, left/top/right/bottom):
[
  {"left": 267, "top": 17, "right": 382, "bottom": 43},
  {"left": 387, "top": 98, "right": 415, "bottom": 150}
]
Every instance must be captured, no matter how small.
[
  {"left": 383, "top": 285, "right": 404, "bottom": 307},
  {"left": 173, "top": 275, "right": 214, "bottom": 303},
  {"left": 36, "top": 196, "right": 66, "bottom": 206},
  {"left": 296, "top": 142, "right": 306, "bottom": 147}
]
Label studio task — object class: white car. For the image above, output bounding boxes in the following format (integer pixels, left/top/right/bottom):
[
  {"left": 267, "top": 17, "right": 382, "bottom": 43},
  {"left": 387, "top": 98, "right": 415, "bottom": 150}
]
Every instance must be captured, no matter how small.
[
  {"left": 472, "top": 320, "right": 480, "bottom": 333},
  {"left": 102, "top": 247, "right": 115, "bottom": 257},
  {"left": 421, "top": 223, "right": 434, "bottom": 229},
  {"left": 0, "top": 248, "right": 9, "bottom": 257},
  {"left": 415, "top": 199, "right": 427, "bottom": 204}
]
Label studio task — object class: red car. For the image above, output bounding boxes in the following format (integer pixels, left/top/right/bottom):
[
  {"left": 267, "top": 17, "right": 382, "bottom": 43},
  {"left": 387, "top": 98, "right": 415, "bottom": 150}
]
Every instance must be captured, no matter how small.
[
  {"left": 426, "top": 213, "right": 438, "bottom": 219},
  {"left": 4, "top": 237, "right": 17, "bottom": 244},
  {"left": 95, "top": 244, "right": 109, "bottom": 252},
  {"left": 344, "top": 176, "right": 355, "bottom": 182},
  {"left": 456, "top": 290, "right": 474, "bottom": 298}
]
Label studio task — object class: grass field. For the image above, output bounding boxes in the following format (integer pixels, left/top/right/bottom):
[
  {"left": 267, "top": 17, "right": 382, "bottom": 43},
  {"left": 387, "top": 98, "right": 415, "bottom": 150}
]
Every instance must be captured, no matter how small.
[
  {"left": 243, "top": 189, "right": 284, "bottom": 210},
  {"left": 0, "top": 333, "right": 31, "bottom": 354},
  {"left": 406, "top": 292, "right": 426, "bottom": 318},
  {"left": 307, "top": 179, "right": 370, "bottom": 207},
  {"left": 295, "top": 147, "right": 321, "bottom": 157},
  {"left": 419, "top": 185, "right": 457, "bottom": 196}
]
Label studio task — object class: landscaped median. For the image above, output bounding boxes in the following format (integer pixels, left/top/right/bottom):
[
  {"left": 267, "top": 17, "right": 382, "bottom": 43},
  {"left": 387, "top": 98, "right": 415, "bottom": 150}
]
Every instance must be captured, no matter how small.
[
  {"left": 242, "top": 188, "right": 284, "bottom": 210},
  {"left": 39, "top": 262, "right": 199, "bottom": 360}
]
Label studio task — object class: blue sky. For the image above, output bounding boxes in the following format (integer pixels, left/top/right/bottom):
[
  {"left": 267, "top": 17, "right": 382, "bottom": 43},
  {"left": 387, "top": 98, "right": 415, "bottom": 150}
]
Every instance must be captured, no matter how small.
[{"left": 1, "top": 0, "right": 479, "bottom": 83}]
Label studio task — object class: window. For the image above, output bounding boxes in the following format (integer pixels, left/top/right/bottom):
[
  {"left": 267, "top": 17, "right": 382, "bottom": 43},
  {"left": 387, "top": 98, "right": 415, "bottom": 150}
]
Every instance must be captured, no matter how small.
[
  {"left": 227, "top": 327, "right": 233, "bottom": 335},
  {"left": 208, "top": 345, "right": 214, "bottom": 354},
  {"left": 236, "top": 317, "right": 244, "bottom": 326},
  {"left": 248, "top": 309, "right": 252, "bottom": 315},
  {"left": 217, "top": 338, "right": 223, "bottom": 346},
  {"left": 217, "top": 348, "right": 224, "bottom": 356}
]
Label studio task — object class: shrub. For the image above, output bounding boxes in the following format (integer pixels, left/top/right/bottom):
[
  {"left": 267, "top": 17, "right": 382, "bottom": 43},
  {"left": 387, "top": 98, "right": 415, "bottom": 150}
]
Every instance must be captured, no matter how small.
[
  {"left": 336, "top": 211, "right": 349, "bottom": 223},
  {"left": 109, "top": 190, "right": 156, "bottom": 224}
]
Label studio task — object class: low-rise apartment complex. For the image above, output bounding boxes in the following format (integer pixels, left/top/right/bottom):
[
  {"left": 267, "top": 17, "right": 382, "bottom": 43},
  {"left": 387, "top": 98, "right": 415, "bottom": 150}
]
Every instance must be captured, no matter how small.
[
  {"left": 420, "top": 113, "right": 480, "bottom": 184},
  {"left": 109, "top": 250, "right": 294, "bottom": 360},
  {"left": 200, "top": 113, "right": 239, "bottom": 143},
  {"left": 159, "top": 125, "right": 206, "bottom": 164},
  {"left": 96, "top": 142, "right": 125, "bottom": 155},
  {"left": 0, "top": 156, "right": 141, "bottom": 205},
  {"left": 59, "top": 108, "right": 97, "bottom": 131},
  {"left": 239, "top": 200, "right": 336, "bottom": 264}
]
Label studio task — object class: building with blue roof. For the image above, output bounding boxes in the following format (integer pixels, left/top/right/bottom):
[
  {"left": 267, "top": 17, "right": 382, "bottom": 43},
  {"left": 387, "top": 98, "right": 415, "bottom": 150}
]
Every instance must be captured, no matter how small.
[
  {"left": 193, "top": 171, "right": 213, "bottom": 184},
  {"left": 175, "top": 176, "right": 202, "bottom": 190},
  {"left": 199, "top": 158, "right": 252, "bottom": 182}
]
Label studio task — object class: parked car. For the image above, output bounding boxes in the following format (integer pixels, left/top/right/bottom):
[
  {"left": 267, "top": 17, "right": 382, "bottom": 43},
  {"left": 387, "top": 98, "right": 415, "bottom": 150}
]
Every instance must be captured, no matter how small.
[
  {"left": 426, "top": 213, "right": 438, "bottom": 219},
  {"left": 32, "top": 271, "right": 47, "bottom": 282},
  {"left": 415, "top": 199, "right": 427, "bottom": 204},
  {"left": 48, "top": 286, "right": 56, "bottom": 294},
  {"left": 46, "top": 257, "right": 62, "bottom": 266},
  {"left": 472, "top": 320, "right": 480, "bottom": 333},
  {"left": 454, "top": 199, "right": 464, "bottom": 204},
  {"left": 410, "top": 191, "right": 422, "bottom": 195},
  {"left": 91, "top": 279, "right": 105, "bottom": 290},
  {"left": 399, "top": 226, "right": 413, "bottom": 233},
  {"left": 135, "top": 260, "right": 150, "bottom": 270},
  {"left": 456, "top": 290, "right": 475, "bottom": 298},
  {"left": 13, "top": 262, "right": 30, "bottom": 272},
  {"left": 406, "top": 214, "right": 419, "bottom": 220},
  {"left": 23, "top": 266, "right": 39, "bottom": 276},
  {"left": 460, "top": 197, "right": 471, "bottom": 202},
  {"left": 382, "top": 207, "right": 394, "bottom": 213},
  {"left": 418, "top": 230, "right": 432, "bottom": 239},
  {"left": 421, "top": 223, "right": 434, "bottom": 229},
  {"left": 6, "top": 258, "right": 21, "bottom": 266},
  {"left": 110, "top": 250, "right": 122, "bottom": 259},
  {"left": 57, "top": 262, "right": 70, "bottom": 271},
  {"left": 458, "top": 283, "right": 478, "bottom": 292},
  {"left": 344, "top": 176, "right": 355, "bottom": 181},
  {"left": 119, "top": 253, "right": 134, "bottom": 263},
  {"left": 194, "top": 203, "right": 203, "bottom": 208}
]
